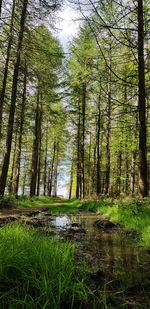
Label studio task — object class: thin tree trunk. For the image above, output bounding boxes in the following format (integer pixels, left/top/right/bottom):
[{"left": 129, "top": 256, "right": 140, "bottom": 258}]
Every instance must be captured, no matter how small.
[
  {"left": 11, "top": 63, "right": 27, "bottom": 195},
  {"left": 36, "top": 102, "right": 42, "bottom": 196},
  {"left": 87, "top": 132, "right": 91, "bottom": 197},
  {"left": 105, "top": 77, "right": 111, "bottom": 195},
  {"left": 22, "top": 171, "right": 26, "bottom": 195},
  {"left": 69, "top": 161, "right": 73, "bottom": 199},
  {"left": 36, "top": 128, "right": 41, "bottom": 196},
  {"left": 130, "top": 151, "right": 136, "bottom": 196},
  {"left": 49, "top": 139, "right": 56, "bottom": 197},
  {"left": 117, "top": 151, "right": 122, "bottom": 195},
  {"left": 0, "top": 0, "right": 16, "bottom": 139},
  {"left": 0, "top": 0, "right": 28, "bottom": 196},
  {"left": 92, "top": 145, "right": 97, "bottom": 196},
  {"left": 125, "top": 155, "right": 129, "bottom": 195},
  {"left": 76, "top": 101, "right": 81, "bottom": 199},
  {"left": 81, "top": 83, "right": 86, "bottom": 198},
  {"left": 43, "top": 125, "right": 48, "bottom": 196},
  {"left": 96, "top": 85, "right": 101, "bottom": 195},
  {"left": 30, "top": 88, "right": 40, "bottom": 197},
  {"left": 53, "top": 142, "right": 59, "bottom": 197},
  {"left": 9, "top": 128, "right": 18, "bottom": 193},
  {"left": 138, "top": 0, "right": 148, "bottom": 197}
]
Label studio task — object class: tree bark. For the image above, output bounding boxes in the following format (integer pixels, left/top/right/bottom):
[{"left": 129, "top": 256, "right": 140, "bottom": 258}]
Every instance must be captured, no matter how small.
[
  {"left": 9, "top": 128, "right": 18, "bottom": 193},
  {"left": 30, "top": 88, "right": 40, "bottom": 197},
  {"left": 87, "top": 132, "right": 91, "bottom": 197},
  {"left": 81, "top": 83, "right": 86, "bottom": 198},
  {"left": 130, "top": 151, "right": 136, "bottom": 196},
  {"left": 53, "top": 141, "right": 59, "bottom": 197},
  {"left": 117, "top": 151, "right": 122, "bottom": 195},
  {"left": 76, "top": 100, "right": 81, "bottom": 199},
  {"left": 0, "top": 0, "right": 16, "bottom": 139},
  {"left": 138, "top": 0, "right": 148, "bottom": 197},
  {"left": 11, "top": 63, "right": 27, "bottom": 195},
  {"left": 69, "top": 161, "right": 73, "bottom": 199},
  {"left": 96, "top": 84, "right": 101, "bottom": 195},
  {"left": 36, "top": 128, "right": 42, "bottom": 196},
  {"left": 49, "top": 139, "right": 56, "bottom": 197},
  {"left": 105, "top": 77, "right": 111, "bottom": 195},
  {"left": 0, "top": 0, "right": 28, "bottom": 196},
  {"left": 43, "top": 124, "right": 48, "bottom": 196}
]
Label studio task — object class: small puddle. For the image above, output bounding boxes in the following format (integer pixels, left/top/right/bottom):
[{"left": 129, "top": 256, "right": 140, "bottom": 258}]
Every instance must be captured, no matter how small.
[
  {"left": 51, "top": 215, "right": 71, "bottom": 229},
  {"left": 50, "top": 213, "right": 150, "bottom": 285}
]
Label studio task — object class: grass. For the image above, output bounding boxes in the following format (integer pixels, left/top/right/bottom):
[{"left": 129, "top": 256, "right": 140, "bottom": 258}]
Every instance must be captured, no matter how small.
[
  {"left": 81, "top": 198, "right": 150, "bottom": 247},
  {"left": 16, "top": 196, "right": 61, "bottom": 208},
  {"left": 1, "top": 194, "right": 150, "bottom": 247},
  {"left": 0, "top": 223, "right": 88, "bottom": 309},
  {"left": 16, "top": 196, "right": 82, "bottom": 214},
  {"left": 47, "top": 198, "right": 82, "bottom": 214}
]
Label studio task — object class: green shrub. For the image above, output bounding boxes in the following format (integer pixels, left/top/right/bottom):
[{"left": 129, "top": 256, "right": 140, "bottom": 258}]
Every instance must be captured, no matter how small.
[
  {"left": 17, "top": 195, "right": 30, "bottom": 201},
  {"left": 0, "top": 194, "right": 17, "bottom": 209}
]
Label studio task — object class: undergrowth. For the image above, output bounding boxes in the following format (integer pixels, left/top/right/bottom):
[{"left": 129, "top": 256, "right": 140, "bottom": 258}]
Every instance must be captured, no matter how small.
[{"left": 0, "top": 223, "right": 88, "bottom": 309}]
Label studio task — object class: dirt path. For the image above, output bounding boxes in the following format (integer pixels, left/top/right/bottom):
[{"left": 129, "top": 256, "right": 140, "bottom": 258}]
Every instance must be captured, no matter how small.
[
  {"left": 0, "top": 199, "right": 67, "bottom": 218},
  {"left": 0, "top": 206, "right": 49, "bottom": 218}
]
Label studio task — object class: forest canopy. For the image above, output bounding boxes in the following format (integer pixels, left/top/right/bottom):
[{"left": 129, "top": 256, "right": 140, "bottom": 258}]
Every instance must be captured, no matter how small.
[{"left": 0, "top": 0, "right": 149, "bottom": 199}]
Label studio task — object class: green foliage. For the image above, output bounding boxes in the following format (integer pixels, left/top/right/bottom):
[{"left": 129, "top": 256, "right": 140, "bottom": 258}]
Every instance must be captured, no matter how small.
[
  {"left": 0, "top": 223, "right": 88, "bottom": 308},
  {"left": 0, "top": 194, "right": 17, "bottom": 209}
]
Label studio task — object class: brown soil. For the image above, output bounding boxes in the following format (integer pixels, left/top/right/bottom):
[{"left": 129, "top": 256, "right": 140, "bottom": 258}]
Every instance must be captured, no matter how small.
[{"left": 0, "top": 206, "right": 49, "bottom": 218}]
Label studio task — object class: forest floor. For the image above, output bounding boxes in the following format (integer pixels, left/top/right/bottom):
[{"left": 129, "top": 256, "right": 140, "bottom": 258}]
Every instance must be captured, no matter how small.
[{"left": 0, "top": 196, "right": 150, "bottom": 308}]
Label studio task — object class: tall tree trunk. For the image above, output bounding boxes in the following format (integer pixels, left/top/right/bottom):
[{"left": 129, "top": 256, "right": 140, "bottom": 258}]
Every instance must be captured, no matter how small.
[
  {"left": 22, "top": 170, "right": 26, "bottom": 195},
  {"left": 30, "top": 88, "right": 40, "bottom": 197},
  {"left": 36, "top": 129, "right": 41, "bottom": 196},
  {"left": 36, "top": 103, "right": 42, "bottom": 196},
  {"left": 0, "top": 0, "right": 28, "bottom": 196},
  {"left": 9, "top": 128, "right": 18, "bottom": 193},
  {"left": 92, "top": 145, "right": 97, "bottom": 196},
  {"left": 69, "top": 161, "right": 73, "bottom": 199},
  {"left": 117, "top": 151, "right": 122, "bottom": 195},
  {"left": 0, "top": 0, "right": 16, "bottom": 139},
  {"left": 138, "top": 0, "right": 148, "bottom": 197},
  {"left": 105, "top": 74, "right": 111, "bottom": 195},
  {"left": 130, "top": 151, "right": 136, "bottom": 196},
  {"left": 53, "top": 141, "right": 59, "bottom": 197},
  {"left": 11, "top": 63, "right": 27, "bottom": 195},
  {"left": 81, "top": 83, "right": 86, "bottom": 198},
  {"left": 43, "top": 125, "right": 48, "bottom": 196},
  {"left": 87, "top": 132, "right": 91, "bottom": 197},
  {"left": 125, "top": 155, "right": 129, "bottom": 195},
  {"left": 76, "top": 101, "right": 81, "bottom": 199},
  {"left": 96, "top": 85, "right": 101, "bottom": 195},
  {"left": 49, "top": 139, "right": 56, "bottom": 197}
]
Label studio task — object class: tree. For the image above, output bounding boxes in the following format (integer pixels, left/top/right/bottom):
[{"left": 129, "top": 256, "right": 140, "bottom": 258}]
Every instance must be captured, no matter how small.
[{"left": 0, "top": 0, "right": 28, "bottom": 196}]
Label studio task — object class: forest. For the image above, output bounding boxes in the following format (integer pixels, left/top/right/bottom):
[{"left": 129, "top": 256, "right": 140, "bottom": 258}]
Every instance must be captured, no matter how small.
[{"left": 0, "top": 0, "right": 150, "bottom": 308}]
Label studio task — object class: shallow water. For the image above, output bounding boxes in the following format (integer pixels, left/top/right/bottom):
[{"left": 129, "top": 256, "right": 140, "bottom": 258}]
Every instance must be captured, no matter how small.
[{"left": 51, "top": 213, "right": 150, "bottom": 284}]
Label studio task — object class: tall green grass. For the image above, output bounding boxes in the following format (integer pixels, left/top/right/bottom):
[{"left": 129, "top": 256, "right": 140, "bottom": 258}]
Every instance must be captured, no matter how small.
[{"left": 0, "top": 223, "right": 88, "bottom": 309}]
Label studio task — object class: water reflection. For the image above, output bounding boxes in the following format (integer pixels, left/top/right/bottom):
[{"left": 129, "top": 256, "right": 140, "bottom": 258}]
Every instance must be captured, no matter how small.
[
  {"left": 51, "top": 213, "right": 149, "bottom": 283},
  {"left": 51, "top": 215, "right": 70, "bottom": 230}
]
